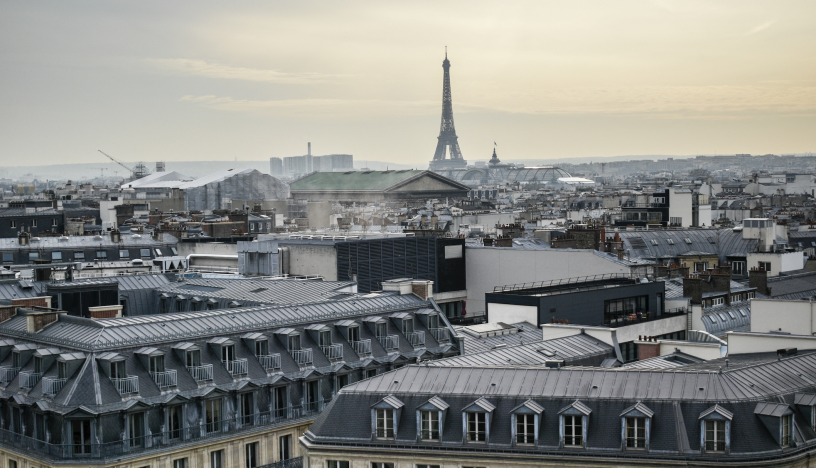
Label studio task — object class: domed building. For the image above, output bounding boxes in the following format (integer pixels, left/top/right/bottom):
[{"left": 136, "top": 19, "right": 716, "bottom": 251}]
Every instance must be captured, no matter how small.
[{"left": 432, "top": 148, "right": 573, "bottom": 186}]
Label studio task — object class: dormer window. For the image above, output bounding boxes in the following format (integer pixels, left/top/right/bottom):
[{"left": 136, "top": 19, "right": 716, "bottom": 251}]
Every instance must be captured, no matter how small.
[
  {"left": 781, "top": 414, "right": 792, "bottom": 447},
  {"left": 58, "top": 361, "right": 67, "bottom": 379},
  {"left": 149, "top": 355, "right": 165, "bottom": 374},
  {"left": 33, "top": 356, "right": 43, "bottom": 374},
  {"left": 110, "top": 360, "right": 126, "bottom": 379},
  {"left": 559, "top": 400, "right": 591, "bottom": 448},
  {"left": 220, "top": 344, "right": 235, "bottom": 363},
  {"left": 288, "top": 335, "right": 301, "bottom": 351},
  {"left": 12, "top": 352, "right": 20, "bottom": 369},
  {"left": 348, "top": 326, "right": 360, "bottom": 342},
  {"left": 420, "top": 410, "right": 439, "bottom": 441},
  {"left": 402, "top": 318, "right": 414, "bottom": 335},
  {"left": 621, "top": 402, "right": 653, "bottom": 450},
  {"left": 463, "top": 397, "right": 495, "bottom": 444},
  {"left": 516, "top": 414, "right": 535, "bottom": 444},
  {"left": 511, "top": 399, "right": 543, "bottom": 446},
  {"left": 255, "top": 339, "right": 268, "bottom": 357},
  {"left": 375, "top": 323, "right": 387, "bottom": 338},
  {"left": 626, "top": 417, "right": 646, "bottom": 448},
  {"left": 700, "top": 404, "right": 732, "bottom": 453},
  {"left": 376, "top": 409, "right": 394, "bottom": 439},
  {"left": 186, "top": 349, "right": 201, "bottom": 367},
  {"left": 319, "top": 331, "right": 331, "bottom": 347},
  {"left": 428, "top": 314, "right": 439, "bottom": 330}
]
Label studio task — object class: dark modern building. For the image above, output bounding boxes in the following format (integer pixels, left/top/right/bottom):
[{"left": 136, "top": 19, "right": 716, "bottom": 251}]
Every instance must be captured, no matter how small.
[{"left": 0, "top": 207, "right": 64, "bottom": 238}]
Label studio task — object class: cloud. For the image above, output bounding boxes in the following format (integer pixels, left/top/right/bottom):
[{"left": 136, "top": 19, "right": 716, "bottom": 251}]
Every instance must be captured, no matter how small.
[
  {"left": 746, "top": 20, "right": 775, "bottom": 35},
  {"left": 179, "top": 95, "right": 438, "bottom": 117},
  {"left": 151, "top": 58, "right": 344, "bottom": 84}
]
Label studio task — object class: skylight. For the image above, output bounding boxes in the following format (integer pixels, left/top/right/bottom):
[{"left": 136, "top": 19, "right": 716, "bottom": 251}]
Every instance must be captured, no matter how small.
[
  {"left": 685, "top": 238, "right": 692, "bottom": 244},
  {"left": 667, "top": 239, "right": 675, "bottom": 245},
  {"left": 650, "top": 239, "right": 658, "bottom": 245}
]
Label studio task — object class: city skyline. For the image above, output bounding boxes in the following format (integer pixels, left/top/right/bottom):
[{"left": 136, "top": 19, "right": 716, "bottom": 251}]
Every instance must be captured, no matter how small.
[{"left": 1, "top": 1, "right": 814, "bottom": 167}]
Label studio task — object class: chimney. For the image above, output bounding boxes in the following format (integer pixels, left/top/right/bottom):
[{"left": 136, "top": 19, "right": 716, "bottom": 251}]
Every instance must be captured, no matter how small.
[
  {"left": 18, "top": 231, "right": 29, "bottom": 246},
  {"left": 88, "top": 305, "right": 123, "bottom": 319},
  {"left": 749, "top": 267, "right": 770, "bottom": 296},
  {"left": 682, "top": 274, "right": 703, "bottom": 304},
  {"left": 0, "top": 305, "right": 16, "bottom": 324},
  {"left": 637, "top": 339, "right": 661, "bottom": 360},
  {"left": 411, "top": 280, "right": 434, "bottom": 300},
  {"left": 110, "top": 229, "right": 121, "bottom": 243},
  {"left": 12, "top": 296, "right": 52, "bottom": 309},
  {"left": 23, "top": 308, "right": 65, "bottom": 333}
]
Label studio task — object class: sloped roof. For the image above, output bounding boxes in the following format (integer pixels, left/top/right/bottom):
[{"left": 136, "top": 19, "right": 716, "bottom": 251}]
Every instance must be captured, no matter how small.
[
  {"left": 290, "top": 170, "right": 469, "bottom": 192},
  {"left": 616, "top": 229, "right": 758, "bottom": 263}
]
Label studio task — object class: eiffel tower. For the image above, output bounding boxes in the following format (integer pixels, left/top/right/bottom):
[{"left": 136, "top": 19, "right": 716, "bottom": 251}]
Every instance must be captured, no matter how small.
[{"left": 429, "top": 49, "right": 467, "bottom": 170}]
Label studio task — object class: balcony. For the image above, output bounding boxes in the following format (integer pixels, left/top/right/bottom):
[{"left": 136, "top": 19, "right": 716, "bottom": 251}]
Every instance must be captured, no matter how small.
[
  {"left": 42, "top": 377, "right": 66, "bottom": 396},
  {"left": 351, "top": 339, "right": 371, "bottom": 357},
  {"left": 319, "top": 344, "right": 343, "bottom": 361},
  {"left": 111, "top": 376, "right": 139, "bottom": 395},
  {"left": 150, "top": 370, "right": 177, "bottom": 388},
  {"left": 0, "top": 367, "right": 19, "bottom": 384},
  {"left": 223, "top": 359, "right": 248, "bottom": 376},
  {"left": 430, "top": 328, "right": 450, "bottom": 343},
  {"left": 19, "top": 371, "right": 42, "bottom": 390},
  {"left": 377, "top": 335, "right": 399, "bottom": 352},
  {"left": 406, "top": 331, "right": 425, "bottom": 347},
  {"left": 605, "top": 308, "right": 687, "bottom": 328},
  {"left": 290, "top": 349, "right": 313, "bottom": 367},
  {"left": 257, "top": 354, "right": 281, "bottom": 371},
  {"left": 187, "top": 364, "right": 213, "bottom": 382}
]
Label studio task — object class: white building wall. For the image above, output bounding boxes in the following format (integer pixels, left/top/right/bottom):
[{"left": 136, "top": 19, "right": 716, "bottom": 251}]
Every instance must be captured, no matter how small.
[
  {"left": 487, "top": 304, "right": 538, "bottom": 325},
  {"left": 668, "top": 189, "right": 693, "bottom": 227},
  {"left": 746, "top": 252, "right": 804, "bottom": 277},
  {"left": 750, "top": 299, "right": 816, "bottom": 335},
  {"left": 728, "top": 332, "right": 816, "bottom": 355},
  {"left": 466, "top": 248, "right": 633, "bottom": 316}
]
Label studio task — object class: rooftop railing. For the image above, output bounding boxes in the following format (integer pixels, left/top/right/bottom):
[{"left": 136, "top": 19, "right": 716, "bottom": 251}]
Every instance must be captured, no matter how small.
[
  {"left": 351, "top": 339, "right": 372, "bottom": 357},
  {"left": 42, "top": 377, "right": 66, "bottom": 397},
  {"left": 150, "top": 369, "right": 177, "bottom": 388},
  {"left": 604, "top": 307, "right": 687, "bottom": 328},
  {"left": 430, "top": 328, "right": 450, "bottom": 343},
  {"left": 111, "top": 376, "right": 139, "bottom": 395},
  {"left": 257, "top": 354, "right": 281, "bottom": 371},
  {"left": 187, "top": 364, "right": 213, "bottom": 382},
  {"left": 319, "top": 344, "right": 343, "bottom": 361},
  {"left": 223, "top": 359, "right": 248, "bottom": 376},
  {"left": 377, "top": 335, "right": 399, "bottom": 352},
  {"left": 0, "top": 367, "right": 20, "bottom": 384},
  {"left": 290, "top": 349, "right": 313, "bottom": 367},
  {"left": 406, "top": 331, "right": 425, "bottom": 347},
  {"left": 19, "top": 371, "right": 42, "bottom": 390},
  {"left": 493, "top": 273, "right": 641, "bottom": 293}
]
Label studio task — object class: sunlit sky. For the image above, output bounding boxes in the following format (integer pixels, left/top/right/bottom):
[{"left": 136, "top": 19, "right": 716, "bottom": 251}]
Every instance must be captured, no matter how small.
[{"left": 1, "top": 1, "right": 815, "bottom": 166}]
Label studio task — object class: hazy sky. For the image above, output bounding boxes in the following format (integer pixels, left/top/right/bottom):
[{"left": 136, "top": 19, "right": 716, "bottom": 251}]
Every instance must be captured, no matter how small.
[{"left": 1, "top": 1, "right": 815, "bottom": 167}]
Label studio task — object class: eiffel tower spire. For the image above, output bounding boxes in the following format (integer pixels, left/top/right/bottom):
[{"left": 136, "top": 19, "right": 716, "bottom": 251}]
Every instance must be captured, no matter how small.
[{"left": 430, "top": 49, "right": 467, "bottom": 169}]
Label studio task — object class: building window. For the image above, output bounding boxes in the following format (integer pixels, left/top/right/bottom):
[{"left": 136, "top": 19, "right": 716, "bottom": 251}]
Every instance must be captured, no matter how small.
[
  {"left": 172, "top": 247, "right": 178, "bottom": 255},
  {"left": 467, "top": 412, "right": 487, "bottom": 442},
  {"left": 74, "top": 251, "right": 85, "bottom": 260},
  {"left": 52, "top": 218, "right": 58, "bottom": 226},
  {"left": 168, "top": 405, "right": 182, "bottom": 440},
  {"left": 279, "top": 434, "right": 292, "bottom": 460},
  {"left": 370, "top": 464, "right": 394, "bottom": 468},
  {"left": 732, "top": 261, "right": 745, "bottom": 275},
  {"left": 327, "top": 462, "right": 350, "bottom": 468},
  {"left": 748, "top": 292, "right": 755, "bottom": 299},
  {"left": 119, "top": 249, "right": 129, "bottom": 258},
  {"left": 625, "top": 417, "right": 646, "bottom": 448},
  {"left": 250, "top": 223, "right": 255, "bottom": 232},
  {"left": 516, "top": 413, "right": 535, "bottom": 445},
  {"left": 376, "top": 408, "right": 394, "bottom": 439},
  {"left": 2, "top": 253, "right": 12, "bottom": 263},
  {"left": 245, "top": 442, "right": 258, "bottom": 468},
  {"left": 759, "top": 261, "right": 771, "bottom": 272},
  {"left": 420, "top": 410, "right": 439, "bottom": 440},
  {"left": 72, "top": 419, "right": 92, "bottom": 454},
  {"left": 155, "top": 249, "right": 163, "bottom": 257},
  {"left": 604, "top": 296, "right": 648, "bottom": 325},
  {"left": 96, "top": 251, "right": 107, "bottom": 259},
  {"left": 564, "top": 415, "right": 583, "bottom": 446},
  {"left": 781, "top": 414, "right": 792, "bottom": 447},
  {"left": 173, "top": 459, "right": 187, "bottom": 468},
  {"left": 140, "top": 248, "right": 151, "bottom": 258},
  {"left": 705, "top": 420, "right": 726, "bottom": 452},
  {"left": 129, "top": 413, "right": 145, "bottom": 447},
  {"left": 10, "top": 220, "right": 16, "bottom": 228},
  {"left": 52, "top": 251, "right": 62, "bottom": 261},
  {"left": 9, "top": 460, "right": 17, "bottom": 468},
  {"left": 210, "top": 449, "right": 223, "bottom": 468},
  {"left": 712, "top": 297, "right": 724, "bottom": 306},
  {"left": 205, "top": 399, "right": 222, "bottom": 433},
  {"left": 29, "top": 252, "right": 39, "bottom": 261},
  {"left": 694, "top": 262, "right": 707, "bottom": 272},
  {"left": 32, "top": 219, "right": 38, "bottom": 228},
  {"left": 365, "top": 368, "right": 377, "bottom": 379}
]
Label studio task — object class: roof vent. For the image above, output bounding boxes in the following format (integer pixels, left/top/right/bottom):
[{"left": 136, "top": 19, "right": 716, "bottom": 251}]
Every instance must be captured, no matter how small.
[
  {"left": 537, "top": 348, "right": 556, "bottom": 357},
  {"left": 58, "top": 236, "right": 69, "bottom": 241},
  {"left": 544, "top": 359, "right": 565, "bottom": 368}
]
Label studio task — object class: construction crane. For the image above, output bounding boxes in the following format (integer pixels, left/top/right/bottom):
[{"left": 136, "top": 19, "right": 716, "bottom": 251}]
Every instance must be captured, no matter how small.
[{"left": 98, "top": 150, "right": 150, "bottom": 180}]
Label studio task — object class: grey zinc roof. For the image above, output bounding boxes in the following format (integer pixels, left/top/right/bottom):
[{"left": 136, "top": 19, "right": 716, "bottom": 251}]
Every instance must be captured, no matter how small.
[
  {"left": 616, "top": 229, "right": 758, "bottom": 263},
  {"left": 156, "top": 278, "right": 358, "bottom": 306},
  {"left": 700, "top": 303, "right": 751, "bottom": 337},
  {"left": 699, "top": 404, "right": 734, "bottom": 420},
  {"left": 795, "top": 393, "right": 816, "bottom": 406},
  {"left": 754, "top": 402, "right": 791, "bottom": 417},
  {"left": 430, "top": 332, "right": 613, "bottom": 367},
  {"left": 0, "top": 293, "right": 427, "bottom": 352},
  {"left": 620, "top": 401, "right": 654, "bottom": 418},
  {"left": 0, "top": 233, "right": 171, "bottom": 250},
  {"left": 766, "top": 271, "right": 816, "bottom": 298},
  {"left": 454, "top": 322, "right": 543, "bottom": 355}
]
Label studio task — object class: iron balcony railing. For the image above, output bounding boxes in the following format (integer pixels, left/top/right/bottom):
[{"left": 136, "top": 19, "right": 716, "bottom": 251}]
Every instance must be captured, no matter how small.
[
  {"left": 351, "top": 339, "right": 372, "bottom": 356},
  {"left": 290, "top": 349, "right": 313, "bottom": 367},
  {"left": 604, "top": 307, "right": 688, "bottom": 328},
  {"left": 377, "top": 335, "right": 399, "bottom": 352},
  {"left": 0, "top": 367, "right": 20, "bottom": 384},
  {"left": 42, "top": 377, "right": 66, "bottom": 396},
  {"left": 257, "top": 354, "right": 281, "bottom": 371},
  {"left": 187, "top": 364, "right": 213, "bottom": 382},
  {"left": 19, "top": 371, "right": 42, "bottom": 390},
  {"left": 223, "top": 359, "right": 248, "bottom": 376},
  {"left": 111, "top": 376, "right": 139, "bottom": 395},
  {"left": 430, "top": 327, "right": 450, "bottom": 343},
  {"left": 406, "top": 331, "right": 425, "bottom": 347},
  {"left": 319, "top": 344, "right": 343, "bottom": 361},
  {"left": 149, "top": 369, "right": 177, "bottom": 388},
  {"left": 0, "top": 401, "right": 325, "bottom": 461},
  {"left": 258, "top": 457, "right": 303, "bottom": 468}
]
